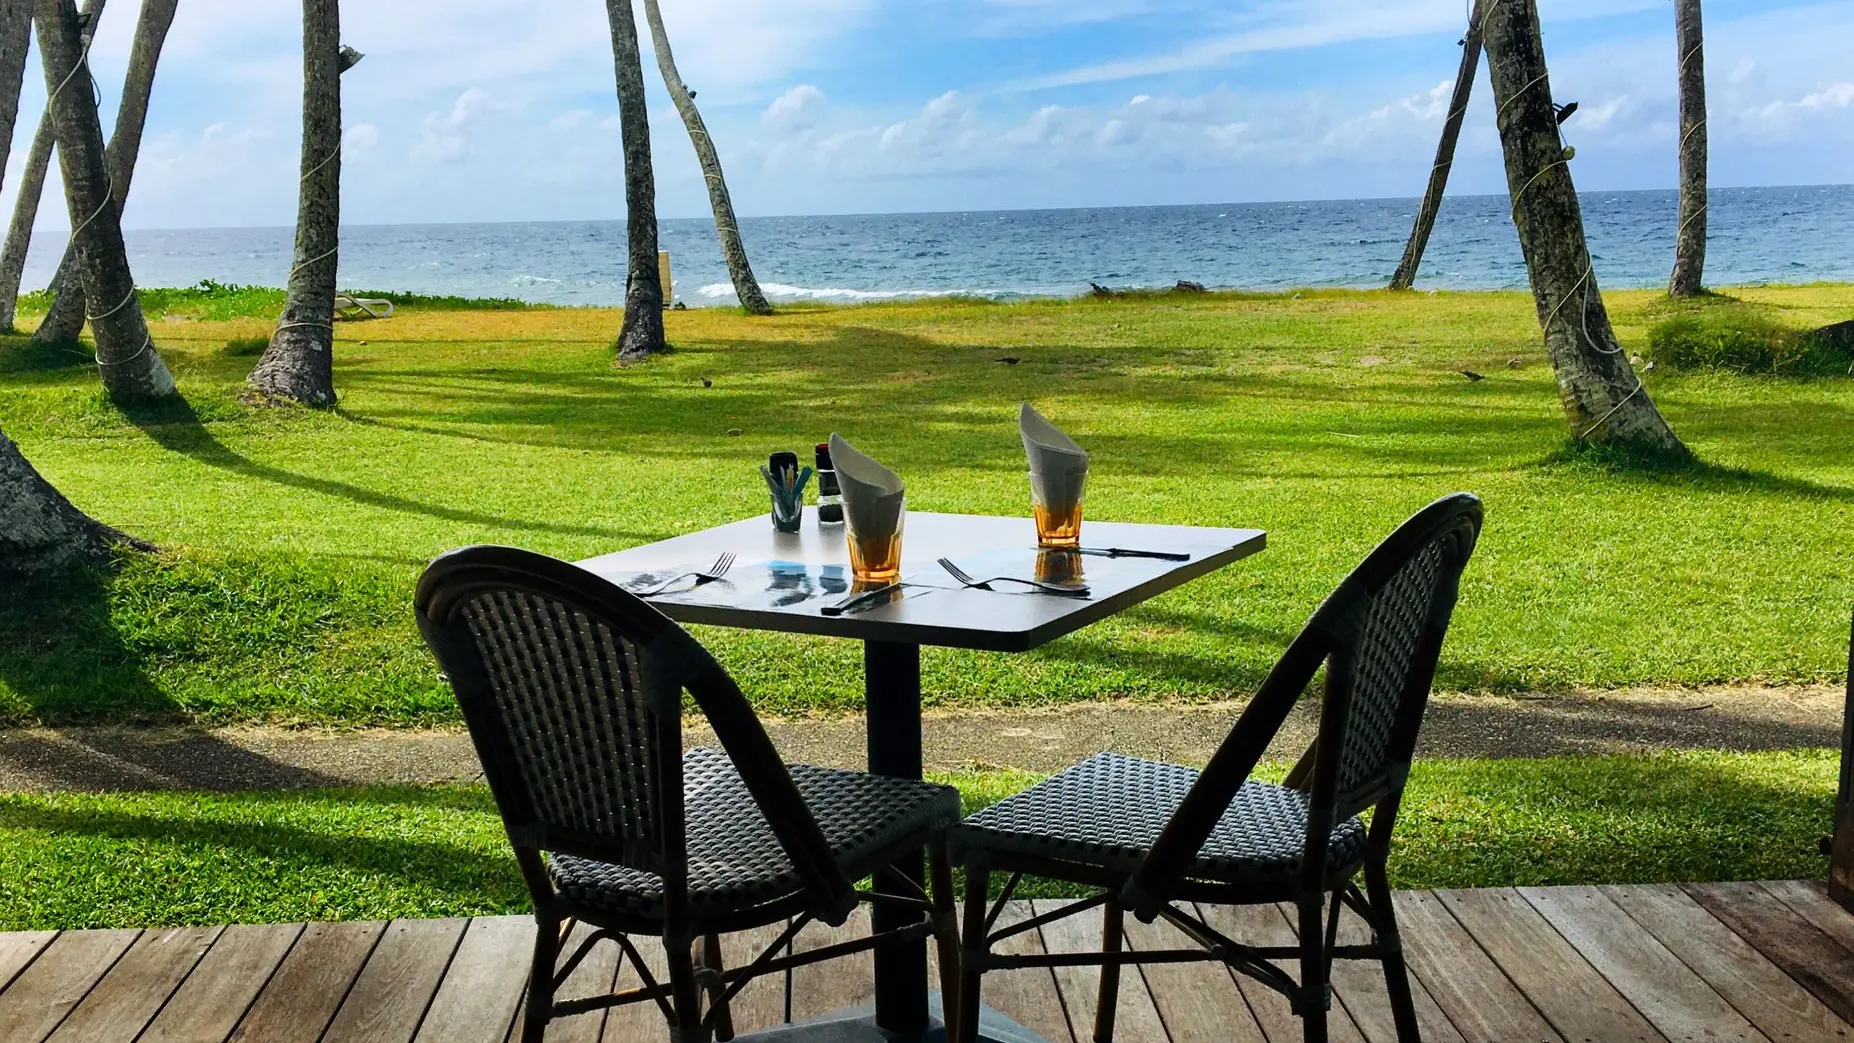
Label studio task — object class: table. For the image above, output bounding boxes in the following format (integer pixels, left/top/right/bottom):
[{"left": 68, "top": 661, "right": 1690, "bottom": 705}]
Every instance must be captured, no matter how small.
[{"left": 578, "top": 511, "right": 1266, "bottom": 1041}]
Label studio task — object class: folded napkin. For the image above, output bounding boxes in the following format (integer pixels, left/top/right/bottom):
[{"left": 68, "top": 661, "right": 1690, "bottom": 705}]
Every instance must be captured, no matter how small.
[
  {"left": 828, "top": 433, "right": 905, "bottom": 536},
  {"left": 1020, "top": 403, "right": 1088, "bottom": 505}
]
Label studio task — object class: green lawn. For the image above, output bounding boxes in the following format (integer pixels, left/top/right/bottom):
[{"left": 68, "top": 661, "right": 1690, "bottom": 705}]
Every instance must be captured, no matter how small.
[
  {"left": 2, "top": 287, "right": 1851, "bottom": 726},
  {"left": 0, "top": 751, "right": 1833, "bottom": 930}
]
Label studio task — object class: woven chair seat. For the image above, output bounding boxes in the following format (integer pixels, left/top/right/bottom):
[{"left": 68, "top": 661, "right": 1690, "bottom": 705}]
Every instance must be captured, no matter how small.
[
  {"left": 552, "top": 747, "right": 960, "bottom": 920},
  {"left": 952, "top": 751, "right": 1367, "bottom": 884}
]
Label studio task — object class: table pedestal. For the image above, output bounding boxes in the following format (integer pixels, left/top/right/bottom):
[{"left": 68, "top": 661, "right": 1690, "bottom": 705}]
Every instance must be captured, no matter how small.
[{"left": 732, "top": 641, "right": 1045, "bottom": 1043}]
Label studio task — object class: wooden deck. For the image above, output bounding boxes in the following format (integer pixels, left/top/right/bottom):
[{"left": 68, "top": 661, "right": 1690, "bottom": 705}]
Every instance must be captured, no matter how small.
[{"left": 2, "top": 883, "right": 1852, "bottom": 1042}]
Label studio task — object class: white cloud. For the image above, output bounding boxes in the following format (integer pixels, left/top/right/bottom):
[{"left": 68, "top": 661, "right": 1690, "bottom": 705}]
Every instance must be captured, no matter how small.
[
  {"left": 764, "top": 85, "right": 828, "bottom": 131},
  {"left": 417, "top": 88, "right": 495, "bottom": 163}
]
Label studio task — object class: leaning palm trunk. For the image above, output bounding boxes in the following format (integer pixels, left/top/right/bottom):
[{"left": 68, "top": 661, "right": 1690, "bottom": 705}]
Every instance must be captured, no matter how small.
[
  {"left": 0, "top": 3, "right": 35, "bottom": 192},
  {"left": 31, "top": 0, "right": 177, "bottom": 349},
  {"left": 1668, "top": 0, "right": 1707, "bottom": 297},
  {"left": 603, "top": 0, "right": 666, "bottom": 360},
  {"left": 1390, "top": 1, "right": 1482, "bottom": 291},
  {"left": 1482, "top": 0, "right": 1686, "bottom": 455},
  {"left": 640, "top": 0, "right": 770, "bottom": 316},
  {"left": 34, "top": 0, "right": 170, "bottom": 401},
  {"left": 0, "top": 0, "right": 99, "bottom": 331},
  {"left": 248, "top": 0, "right": 357, "bottom": 407},
  {"left": 1, "top": 423, "right": 148, "bottom": 576}
]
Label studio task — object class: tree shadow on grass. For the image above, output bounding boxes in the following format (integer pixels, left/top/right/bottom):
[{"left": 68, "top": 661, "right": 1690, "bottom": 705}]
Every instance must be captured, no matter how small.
[
  {"left": 0, "top": 564, "right": 351, "bottom": 788},
  {"left": 0, "top": 792, "right": 530, "bottom": 926},
  {"left": 118, "top": 393, "right": 667, "bottom": 544}
]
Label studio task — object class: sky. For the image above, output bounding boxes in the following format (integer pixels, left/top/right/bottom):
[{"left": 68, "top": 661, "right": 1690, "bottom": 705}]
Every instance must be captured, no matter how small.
[{"left": 6, "top": 0, "right": 1853, "bottom": 229}]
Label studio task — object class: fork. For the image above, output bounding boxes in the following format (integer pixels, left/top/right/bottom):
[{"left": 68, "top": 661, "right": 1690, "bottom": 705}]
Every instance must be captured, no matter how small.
[
  {"left": 937, "top": 557, "right": 1089, "bottom": 596},
  {"left": 632, "top": 552, "right": 735, "bottom": 597}
]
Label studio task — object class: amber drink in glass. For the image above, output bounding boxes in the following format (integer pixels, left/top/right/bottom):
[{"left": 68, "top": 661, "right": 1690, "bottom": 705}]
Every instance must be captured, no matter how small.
[
  {"left": 1029, "top": 469, "right": 1085, "bottom": 549},
  {"left": 846, "top": 504, "right": 904, "bottom": 584}
]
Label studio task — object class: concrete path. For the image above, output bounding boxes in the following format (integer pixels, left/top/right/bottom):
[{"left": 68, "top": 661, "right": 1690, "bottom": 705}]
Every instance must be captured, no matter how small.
[{"left": 0, "top": 684, "right": 1841, "bottom": 793}]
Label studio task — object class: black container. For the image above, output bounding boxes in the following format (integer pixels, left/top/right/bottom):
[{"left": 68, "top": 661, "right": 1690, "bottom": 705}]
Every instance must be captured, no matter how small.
[{"left": 814, "top": 442, "right": 843, "bottom": 524}]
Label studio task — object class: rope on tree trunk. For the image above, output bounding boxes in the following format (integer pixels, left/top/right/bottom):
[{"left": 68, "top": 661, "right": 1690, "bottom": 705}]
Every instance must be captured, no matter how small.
[
  {"left": 301, "top": 144, "right": 341, "bottom": 183},
  {"left": 86, "top": 284, "right": 138, "bottom": 321},
  {"left": 1578, "top": 382, "right": 1646, "bottom": 439}
]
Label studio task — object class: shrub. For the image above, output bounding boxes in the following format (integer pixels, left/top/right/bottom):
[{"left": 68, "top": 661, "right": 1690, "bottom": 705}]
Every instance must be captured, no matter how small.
[{"left": 1646, "top": 308, "right": 1849, "bottom": 376}]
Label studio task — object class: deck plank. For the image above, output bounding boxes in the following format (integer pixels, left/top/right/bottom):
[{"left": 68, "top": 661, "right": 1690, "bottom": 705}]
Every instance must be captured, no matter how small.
[
  {"left": 1388, "top": 891, "right": 1560, "bottom": 1043},
  {"left": 793, "top": 906, "right": 875, "bottom": 1021},
  {"left": 414, "top": 917, "right": 534, "bottom": 1043},
  {"left": 1438, "top": 888, "right": 1665, "bottom": 1043},
  {"left": 0, "top": 931, "right": 58, "bottom": 996},
  {"left": 1120, "top": 907, "right": 1266, "bottom": 1043},
  {"left": 323, "top": 917, "right": 467, "bottom": 1043},
  {"left": 712, "top": 920, "right": 801, "bottom": 1035},
  {"left": 1759, "top": 880, "right": 1854, "bottom": 955},
  {"left": 1194, "top": 902, "right": 1366, "bottom": 1043},
  {"left": 230, "top": 920, "right": 386, "bottom": 1043},
  {"left": 1519, "top": 886, "right": 1768, "bottom": 1043},
  {"left": 1323, "top": 902, "right": 1465, "bottom": 1043},
  {"left": 1601, "top": 884, "right": 1853, "bottom": 1043},
  {"left": 140, "top": 923, "right": 305, "bottom": 1043},
  {"left": 982, "top": 899, "right": 1077, "bottom": 1043},
  {"left": 47, "top": 925, "right": 222, "bottom": 1043},
  {"left": 1685, "top": 882, "right": 1854, "bottom": 1027},
  {"left": 1032, "top": 899, "right": 1170, "bottom": 1043},
  {"left": 506, "top": 921, "right": 622, "bottom": 1043},
  {"left": 599, "top": 927, "right": 669, "bottom": 1043},
  {"left": 0, "top": 929, "right": 141, "bottom": 1043}
]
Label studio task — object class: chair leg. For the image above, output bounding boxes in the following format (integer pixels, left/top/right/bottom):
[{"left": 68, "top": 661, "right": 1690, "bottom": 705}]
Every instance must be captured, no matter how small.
[
  {"left": 696, "top": 932, "right": 734, "bottom": 1042},
  {"left": 928, "top": 837, "right": 963, "bottom": 1035},
  {"left": 667, "top": 933, "right": 709, "bottom": 1043},
  {"left": 1297, "top": 896, "right": 1330, "bottom": 1043},
  {"left": 521, "top": 914, "right": 559, "bottom": 1043},
  {"left": 956, "top": 859, "right": 991, "bottom": 1043},
  {"left": 1364, "top": 860, "right": 1423, "bottom": 1042},
  {"left": 1093, "top": 903, "right": 1124, "bottom": 1043}
]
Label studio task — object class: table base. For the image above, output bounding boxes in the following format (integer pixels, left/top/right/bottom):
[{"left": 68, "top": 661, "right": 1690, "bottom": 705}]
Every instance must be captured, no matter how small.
[{"left": 729, "top": 995, "right": 1046, "bottom": 1043}]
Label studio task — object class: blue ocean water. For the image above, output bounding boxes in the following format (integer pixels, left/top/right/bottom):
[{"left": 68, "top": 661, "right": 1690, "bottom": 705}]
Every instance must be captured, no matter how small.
[{"left": 33, "top": 184, "right": 1854, "bottom": 307}]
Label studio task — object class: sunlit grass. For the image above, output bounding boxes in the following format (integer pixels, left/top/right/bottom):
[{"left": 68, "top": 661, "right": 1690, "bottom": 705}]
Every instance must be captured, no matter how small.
[
  {"left": 2, "top": 286, "right": 1851, "bottom": 726},
  {"left": 0, "top": 751, "right": 1832, "bottom": 929}
]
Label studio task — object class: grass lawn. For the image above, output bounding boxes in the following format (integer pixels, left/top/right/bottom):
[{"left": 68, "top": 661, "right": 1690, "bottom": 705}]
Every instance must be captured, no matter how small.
[
  {"left": 0, "top": 751, "right": 1834, "bottom": 930},
  {"left": 2, "top": 286, "right": 1851, "bottom": 726}
]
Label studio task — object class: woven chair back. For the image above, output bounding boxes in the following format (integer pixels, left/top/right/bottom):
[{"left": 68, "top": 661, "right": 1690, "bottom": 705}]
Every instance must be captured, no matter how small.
[{"left": 415, "top": 546, "right": 854, "bottom": 920}]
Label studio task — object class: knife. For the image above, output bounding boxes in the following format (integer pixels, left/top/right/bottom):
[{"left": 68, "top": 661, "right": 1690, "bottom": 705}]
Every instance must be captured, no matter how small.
[
  {"left": 821, "top": 582, "right": 905, "bottom": 616},
  {"left": 1076, "top": 547, "right": 1191, "bottom": 561}
]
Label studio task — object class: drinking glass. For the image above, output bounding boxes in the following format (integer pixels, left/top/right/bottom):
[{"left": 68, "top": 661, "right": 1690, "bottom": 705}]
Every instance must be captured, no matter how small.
[
  {"left": 845, "top": 499, "right": 905, "bottom": 584},
  {"left": 1029, "top": 467, "right": 1085, "bottom": 549}
]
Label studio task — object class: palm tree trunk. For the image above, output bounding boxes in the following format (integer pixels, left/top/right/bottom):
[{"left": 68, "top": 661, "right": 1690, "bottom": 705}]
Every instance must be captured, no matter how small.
[
  {"left": 1668, "top": 0, "right": 1707, "bottom": 297},
  {"left": 34, "top": 0, "right": 170, "bottom": 401},
  {"left": 0, "top": 0, "right": 98, "bottom": 332},
  {"left": 639, "top": 0, "right": 771, "bottom": 316},
  {"left": 30, "top": 0, "right": 177, "bottom": 349},
  {"left": 0, "top": 2, "right": 35, "bottom": 188},
  {"left": 248, "top": 0, "right": 356, "bottom": 407},
  {"left": 1482, "top": 0, "right": 1686, "bottom": 456},
  {"left": 1390, "top": 2, "right": 1482, "bottom": 291},
  {"left": 1, "top": 423, "right": 148, "bottom": 576},
  {"left": 603, "top": 0, "right": 666, "bottom": 361}
]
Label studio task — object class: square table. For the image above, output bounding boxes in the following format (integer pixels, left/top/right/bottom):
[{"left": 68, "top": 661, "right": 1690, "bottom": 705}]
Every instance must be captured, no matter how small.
[{"left": 578, "top": 511, "right": 1266, "bottom": 1042}]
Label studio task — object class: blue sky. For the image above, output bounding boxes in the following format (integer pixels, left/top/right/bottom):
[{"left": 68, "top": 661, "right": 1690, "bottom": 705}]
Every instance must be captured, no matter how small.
[{"left": 8, "top": 0, "right": 1853, "bottom": 228}]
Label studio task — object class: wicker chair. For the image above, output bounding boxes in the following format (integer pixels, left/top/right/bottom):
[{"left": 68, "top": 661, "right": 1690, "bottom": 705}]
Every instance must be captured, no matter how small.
[
  {"left": 416, "top": 546, "right": 964, "bottom": 1043},
  {"left": 950, "top": 493, "right": 1483, "bottom": 1043}
]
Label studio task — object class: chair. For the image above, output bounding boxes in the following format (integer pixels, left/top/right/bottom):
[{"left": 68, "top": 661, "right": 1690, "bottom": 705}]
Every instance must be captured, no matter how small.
[
  {"left": 416, "top": 545, "right": 964, "bottom": 1043},
  {"left": 950, "top": 493, "right": 1483, "bottom": 1043}
]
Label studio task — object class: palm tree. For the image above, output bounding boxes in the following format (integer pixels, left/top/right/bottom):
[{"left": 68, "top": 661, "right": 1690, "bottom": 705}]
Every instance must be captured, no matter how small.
[
  {"left": 34, "top": 0, "right": 171, "bottom": 401},
  {"left": 1390, "top": 1, "right": 1482, "bottom": 291},
  {"left": 0, "top": 3, "right": 35, "bottom": 195},
  {"left": 0, "top": 0, "right": 103, "bottom": 332},
  {"left": 1482, "top": 0, "right": 1686, "bottom": 456},
  {"left": 1668, "top": 0, "right": 1707, "bottom": 297},
  {"left": 30, "top": 0, "right": 177, "bottom": 348},
  {"left": 640, "top": 0, "right": 771, "bottom": 316},
  {"left": 248, "top": 0, "right": 359, "bottom": 407},
  {"left": 603, "top": 0, "right": 666, "bottom": 360},
  {"left": 1, "top": 423, "right": 148, "bottom": 575}
]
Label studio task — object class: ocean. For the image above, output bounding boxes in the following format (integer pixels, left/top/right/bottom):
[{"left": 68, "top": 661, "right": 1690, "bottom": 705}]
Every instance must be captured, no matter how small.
[{"left": 31, "top": 184, "right": 1854, "bottom": 308}]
